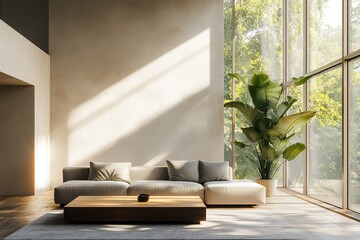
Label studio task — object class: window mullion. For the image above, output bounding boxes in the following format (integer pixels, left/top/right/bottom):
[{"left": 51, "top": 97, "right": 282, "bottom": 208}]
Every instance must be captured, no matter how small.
[
  {"left": 342, "top": 0, "right": 349, "bottom": 211},
  {"left": 283, "top": 0, "right": 288, "bottom": 188},
  {"left": 231, "top": 0, "right": 236, "bottom": 179},
  {"left": 303, "top": 0, "right": 309, "bottom": 196}
]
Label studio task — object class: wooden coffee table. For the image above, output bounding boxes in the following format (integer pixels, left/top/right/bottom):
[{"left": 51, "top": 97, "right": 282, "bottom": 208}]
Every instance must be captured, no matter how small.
[{"left": 64, "top": 196, "right": 206, "bottom": 223}]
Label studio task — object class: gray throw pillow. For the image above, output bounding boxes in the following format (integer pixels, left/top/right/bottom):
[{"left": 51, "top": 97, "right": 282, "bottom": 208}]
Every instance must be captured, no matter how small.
[
  {"left": 166, "top": 160, "right": 199, "bottom": 182},
  {"left": 199, "top": 161, "right": 230, "bottom": 183},
  {"left": 88, "top": 162, "right": 131, "bottom": 183}
]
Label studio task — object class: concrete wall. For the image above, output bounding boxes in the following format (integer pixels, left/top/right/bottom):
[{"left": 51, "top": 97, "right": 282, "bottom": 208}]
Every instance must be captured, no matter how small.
[
  {"left": 50, "top": 0, "right": 224, "bottom": 187},
  {"left": 0, "top": 19, "right": 50, "bottom": 194},
  {"left": 0, "top": 86, "right": 34, "bottom": 195}
]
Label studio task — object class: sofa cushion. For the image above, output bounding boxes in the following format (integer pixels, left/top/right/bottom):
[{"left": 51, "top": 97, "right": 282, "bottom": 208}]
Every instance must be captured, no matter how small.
[
  {"left": 88, "top": 162, "right": 131, "bottom": 183},
  {"left": 199, "top": 161, "right": 230, "bottom": 183},
  {"left": 54, "top": 180, "right": 129, "bottom": 205},
  {"left": 204, "top": 180, "right": 266, "bottom": 205},
  {"left": 63, "top": 167, "right": 90, "bottom": 182},
  {"left": 127, "top": 180, "right": 204, "bottom": 201},
  {"left": 166, "top": 160, "right": 199, "bottom": 182}
]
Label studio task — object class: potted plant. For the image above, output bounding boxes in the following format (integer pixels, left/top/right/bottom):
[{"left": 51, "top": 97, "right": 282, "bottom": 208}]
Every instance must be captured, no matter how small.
[{"left": 224, "top": 73, "right": 315, "bottom": 196}]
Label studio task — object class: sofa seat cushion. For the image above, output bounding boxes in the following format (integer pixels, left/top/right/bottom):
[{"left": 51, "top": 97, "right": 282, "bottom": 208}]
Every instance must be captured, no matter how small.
[
  {"left": 54, "top": 180, "right": 129, "bottom": 205},
  {"left": 204, "top": 180, "right": 266, "bottom": 205},
  {"left": 127, "top": 180, "right": 204, "bottom": 201}
]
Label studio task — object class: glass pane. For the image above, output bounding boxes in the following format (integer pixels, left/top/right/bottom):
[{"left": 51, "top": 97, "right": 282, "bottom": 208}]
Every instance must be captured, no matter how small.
[
  {"left": 287, "top": 0, "right": 304, "bottom": 193},
  {"left": 308, "top": 67, "right": 342, "bottom": 207},
  {"left": 349, "top": 58, "right": 360, "bottom": 213},
  {"left": 287, "top": 144, "right": 305, "bottom": 191},
  {"left": 350, "top": 0, "right": 360, "bottom": 53},
  {"left": 232, "top": 0, "right": 283, "bottom": 184},
  {"left": 224, "top": 0, "right": 233, "bottom": 166},
  {"left": 309, "top": 0, "right": 342, "bottom": 71},
  {"left": 287, "top": 0, "right": 303, "bottom": 80},
  {"left": 235, "top": 0, "right": 283, "bottom": 82}
]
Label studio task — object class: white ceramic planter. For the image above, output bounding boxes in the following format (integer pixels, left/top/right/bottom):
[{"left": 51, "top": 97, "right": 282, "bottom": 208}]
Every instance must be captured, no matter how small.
[{"left": 256, "top": 179, "right": 278, "bottom": 197}]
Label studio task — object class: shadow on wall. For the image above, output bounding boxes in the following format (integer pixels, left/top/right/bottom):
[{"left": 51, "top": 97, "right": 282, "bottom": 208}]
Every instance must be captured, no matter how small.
[{"left": 50, "top": 0, "right": 223, "bottom": 187}]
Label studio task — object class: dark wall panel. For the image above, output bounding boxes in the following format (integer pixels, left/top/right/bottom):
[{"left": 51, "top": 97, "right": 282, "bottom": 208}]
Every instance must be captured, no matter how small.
[{"left": 0, "top": 0, "right": 48, "bottom": 53}]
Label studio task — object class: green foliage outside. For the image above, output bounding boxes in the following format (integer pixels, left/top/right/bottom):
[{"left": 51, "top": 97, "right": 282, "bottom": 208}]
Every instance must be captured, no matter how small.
[{"left": 350, "top": 0, "right": 360, "bottom": 52}]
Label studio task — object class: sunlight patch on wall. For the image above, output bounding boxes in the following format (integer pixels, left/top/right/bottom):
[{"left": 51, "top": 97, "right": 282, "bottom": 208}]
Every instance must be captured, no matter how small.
[
  {"left": 144, "top": 151, "right": 171, "bottom": 166},
  {"left": 35, "top": 135, "right": 50, "bottom": 192},
  {"left": 67, "top": 29, "right": 210, "bottom": 165}
]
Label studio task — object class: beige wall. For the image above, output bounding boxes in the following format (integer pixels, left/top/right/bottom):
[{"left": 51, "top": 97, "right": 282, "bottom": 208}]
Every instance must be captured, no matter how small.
[
  {"left": 0, "top": 86, "right": 34, "bottom": 195},
  {"left": 50, "top": 0, "right": 224, "bottom": 187},
  {"left": 0, "top": 20, "right": 50, "bottom": 194}
]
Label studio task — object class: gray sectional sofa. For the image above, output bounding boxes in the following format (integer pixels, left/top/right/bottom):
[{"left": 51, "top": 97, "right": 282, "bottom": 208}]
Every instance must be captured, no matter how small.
[{"left": 54, "top": 165, "right": 266, "bottom": 206}]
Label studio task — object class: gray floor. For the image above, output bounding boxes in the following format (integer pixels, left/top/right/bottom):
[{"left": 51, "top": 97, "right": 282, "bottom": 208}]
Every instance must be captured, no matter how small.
[{"left": 6, "top": 191, "right": 360, "bottom": 240}]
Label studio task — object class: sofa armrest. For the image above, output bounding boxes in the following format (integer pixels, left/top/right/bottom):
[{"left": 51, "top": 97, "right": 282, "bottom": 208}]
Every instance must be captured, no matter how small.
[{"left": 63, "top": 167, "right": 90, "bottom": 182}]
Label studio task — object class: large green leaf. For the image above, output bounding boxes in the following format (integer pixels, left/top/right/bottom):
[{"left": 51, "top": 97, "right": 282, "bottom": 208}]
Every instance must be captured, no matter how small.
[
  {"left": 293, "top": 75, "right": 311, "bottom": 87},
  {"left": 224, "top": 101, "right": 263, "bottom": 126},
  {"left": 282, "top": 75, "right": 312, "bottom": 89},
  {"left": 266, "top": 107, "right": 278, "bottom": 123},
  {"left": 249, "top": 77, "right": 283, "bottom": 111},
  {"left": 283, "top": 143, "right": 306, "bottom": 160},
  {"left": 274, "top": 96, "right": 297, "bottom": 121},
  {"left": 273, "top": 111, "right": 316, "bottom": 137},
  {"left": 254, "top": 119, "right": 268, "bottom": 138},
  {"left": 270, "top": 133, "right": 295, "bottom": 155},
  {"left": 250, "top": 73, "right": 270, "bottom": 87},
  {"left": 260, "top": 145, "right": 276, "bottom": 161},
  {"left": 241, "top": 127, "right": 262, "bottom": 142},
  {"left": 267, "top": 129, "right": 282, "bottom": 139},
  {"left": 227, "top": 72, "right": 252, "bottom": 84}
]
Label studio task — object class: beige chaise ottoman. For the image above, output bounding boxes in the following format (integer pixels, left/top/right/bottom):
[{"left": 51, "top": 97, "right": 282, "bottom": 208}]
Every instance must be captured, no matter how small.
[{"left": 204, "top": 180, "right": 266, "bottom": 205}]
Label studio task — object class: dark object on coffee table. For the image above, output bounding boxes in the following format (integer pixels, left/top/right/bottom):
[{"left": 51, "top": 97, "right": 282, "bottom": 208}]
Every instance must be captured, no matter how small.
[{"left": 137, "top": 194, "right": 149, "bottom": 202}]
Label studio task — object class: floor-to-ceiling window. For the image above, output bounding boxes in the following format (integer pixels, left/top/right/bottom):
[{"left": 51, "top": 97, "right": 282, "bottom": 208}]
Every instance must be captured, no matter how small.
[
  {"left": 349, "top": 57, "right": 360, "bottom": 213},
  {"left": 307, "top": 0, "right": 343, "bottom": 207},
  {"left": 308, "top": 68, "right": 343, "bottom": 207},
  {"left": 349, "top": 0, "right": 360, "bottom": 214},
  {"left": 225, "top": 0, "right": 360, "bottom": 215},
  {"left": 224, "top": 0, "right": 283, "bottom": 183},
  {"left": 348, "top": 0, "right": 360, "bottom": 215}
]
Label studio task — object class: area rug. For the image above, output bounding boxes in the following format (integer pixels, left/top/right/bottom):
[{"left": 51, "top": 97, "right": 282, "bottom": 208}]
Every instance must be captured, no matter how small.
[{"left": 6, "top": 209, "right": 306, "bottom": 239}]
